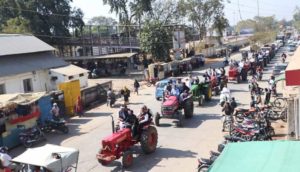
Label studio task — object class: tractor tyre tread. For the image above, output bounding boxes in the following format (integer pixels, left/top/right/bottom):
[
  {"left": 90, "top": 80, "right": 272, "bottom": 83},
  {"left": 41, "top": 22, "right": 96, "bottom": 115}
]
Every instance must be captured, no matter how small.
[{"left": 140, "top": 126, "right": 158, "bottom": 154}]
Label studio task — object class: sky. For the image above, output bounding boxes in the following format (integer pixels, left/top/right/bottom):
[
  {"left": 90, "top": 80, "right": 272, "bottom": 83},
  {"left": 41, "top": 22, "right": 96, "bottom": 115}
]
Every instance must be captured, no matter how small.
[{"left": 72, "top": 0, "right": 300, "bottom": 25}]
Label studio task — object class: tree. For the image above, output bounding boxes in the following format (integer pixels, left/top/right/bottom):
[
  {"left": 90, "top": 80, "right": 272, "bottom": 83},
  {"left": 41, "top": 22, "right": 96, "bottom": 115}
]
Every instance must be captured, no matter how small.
[
  {"left": 140, "top": 20, "right": 172, "bottom": 61},
  {"left": 87, "top": 16, "right": 117, "bottom": 26},
  {"left": 1, "top": 17, "right": 31, "bottom": 33},
  {"left": 293, "top": 6, "right": 300, "bottom": 32},
  {"left": 0, "top": 0, "right": 84, "bottom": 44},
  {"left": 235, "top": 19, "right": 256, "bottom": 33},
  {"left": 178, "top": 0, "right": 227, "bottom": 40},
  {"left": 103, "top": 0, "right": 154, "bottom": 37}
]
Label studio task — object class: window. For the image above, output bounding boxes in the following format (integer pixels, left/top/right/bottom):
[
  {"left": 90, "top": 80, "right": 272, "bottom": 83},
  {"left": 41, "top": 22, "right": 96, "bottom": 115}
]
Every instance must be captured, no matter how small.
[
  {"left": 79, "top": 73, "right": 84, "bottom": 77},
  {"left": 68, "top": 76, "right": 74, "bottom": 80},
  {"left": 23, "top": 78, "right": 33, "bottom": 93},
  {"left": 0, "top": 84, "right": 5, "bottom": 95}
]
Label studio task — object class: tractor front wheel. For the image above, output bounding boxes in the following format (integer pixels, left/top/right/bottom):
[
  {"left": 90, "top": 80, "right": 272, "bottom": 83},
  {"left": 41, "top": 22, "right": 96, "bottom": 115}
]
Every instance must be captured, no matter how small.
[
  {"left": 122, "top": 151, "right": 133, "bottom": 168},
  {"left": 140, "top": 126, "right": 158, "bottom": 154},
  {"left": 198, "top": 97, "right": 203, "bottom": 106},
  {"left": 155, "top": 113, "right": 160, "bottom": 126},
  {"left": 184, "top": 101, "right": 194, "bottom": 119},
  {"left": 98, "top": 159, "right": 110, "bottom": 166}
]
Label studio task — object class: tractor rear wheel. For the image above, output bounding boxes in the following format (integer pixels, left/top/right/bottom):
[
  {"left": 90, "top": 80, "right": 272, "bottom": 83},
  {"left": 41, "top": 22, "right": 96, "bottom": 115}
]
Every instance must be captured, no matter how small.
[
  {"left": 122, "top": 151, "right": 133, "bottom": 168},
  {"left": 140, "top": 126, "right": 158, "bottom": 154},
  {"left": 155, "top": 113, "right": 160, "bottom": 126}
]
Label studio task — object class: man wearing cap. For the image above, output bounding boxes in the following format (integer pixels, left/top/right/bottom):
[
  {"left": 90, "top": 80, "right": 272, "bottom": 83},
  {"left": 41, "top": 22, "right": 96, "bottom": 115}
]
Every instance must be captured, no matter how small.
[{"left": 118, "top": 105, "right": 129, "bottom": 129}]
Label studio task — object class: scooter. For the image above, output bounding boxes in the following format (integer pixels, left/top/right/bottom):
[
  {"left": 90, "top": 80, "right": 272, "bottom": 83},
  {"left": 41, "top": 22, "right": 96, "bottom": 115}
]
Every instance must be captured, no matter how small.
[
  {"left": 19, "top": 125, "right": 46, "bottom": 148},
  {"left": 43, "top": 119, "right": 69, "bottom": 134}
]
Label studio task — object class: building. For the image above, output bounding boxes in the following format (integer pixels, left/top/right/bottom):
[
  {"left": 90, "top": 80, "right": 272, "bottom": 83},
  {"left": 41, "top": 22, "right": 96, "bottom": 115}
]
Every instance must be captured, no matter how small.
[
  {"left": 284, "top": 46, "right": 300, "bottom": 139},
  {"left": 0, "top": 34, "right": 68, "bottom": 94},
  {"left": 49, "top": 64, "right": 89, "bottom": 89}
]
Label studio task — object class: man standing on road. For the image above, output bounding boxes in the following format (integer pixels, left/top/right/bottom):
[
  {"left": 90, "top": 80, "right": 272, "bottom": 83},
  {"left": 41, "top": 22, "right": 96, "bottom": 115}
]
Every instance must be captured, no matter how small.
[{"left": 134, "top": 79, "right": 140, "bottom": 95}]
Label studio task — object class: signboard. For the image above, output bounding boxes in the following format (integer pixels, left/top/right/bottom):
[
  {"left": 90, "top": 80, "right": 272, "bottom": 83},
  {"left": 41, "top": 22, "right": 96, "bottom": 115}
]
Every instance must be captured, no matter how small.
[{"left": 173, "top": 30, "right": 186, "bottom": 49}]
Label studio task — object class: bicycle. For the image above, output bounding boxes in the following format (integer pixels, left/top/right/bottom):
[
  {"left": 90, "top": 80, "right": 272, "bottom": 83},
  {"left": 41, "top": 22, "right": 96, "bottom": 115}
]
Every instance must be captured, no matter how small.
[{"left": 270, "top": 97, "right": 288, "bottom": 109}]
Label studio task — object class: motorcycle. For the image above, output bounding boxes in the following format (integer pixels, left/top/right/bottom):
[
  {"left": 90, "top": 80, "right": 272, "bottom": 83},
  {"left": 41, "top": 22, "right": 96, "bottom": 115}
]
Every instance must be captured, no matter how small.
[
  {"left": 42, "top": 119, "right": 69, "bottom": 134},
  {"left": 19, "top": 125, "right": 46, "bottom": 148}
]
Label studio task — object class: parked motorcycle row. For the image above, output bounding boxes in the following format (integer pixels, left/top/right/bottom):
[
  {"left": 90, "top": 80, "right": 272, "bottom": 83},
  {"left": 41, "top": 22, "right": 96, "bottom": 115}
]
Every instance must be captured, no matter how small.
[
  {"left": 197, "top": 135, "right": 246, "bottom": 172},
  {"left": 198, "top": 45, "right": 289, "bottom": 171},
  {"left": 18, "top": 119, "right": 69, "bottom": 148}
]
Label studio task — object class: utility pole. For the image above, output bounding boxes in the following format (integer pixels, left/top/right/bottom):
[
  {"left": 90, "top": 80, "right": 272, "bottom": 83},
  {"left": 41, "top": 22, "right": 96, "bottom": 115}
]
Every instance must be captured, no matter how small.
[
  {"left": 257, "top": 0, "right": 260, "bottom": 17},
  {"left": 237, "top": 0, "right": 243, "bottom": 21}
]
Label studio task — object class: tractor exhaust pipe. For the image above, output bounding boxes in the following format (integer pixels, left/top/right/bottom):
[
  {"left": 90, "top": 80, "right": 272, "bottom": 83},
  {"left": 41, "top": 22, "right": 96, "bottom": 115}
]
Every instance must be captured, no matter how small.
[{"left": 110, "top": 115, "right": 115, "bottom": 133}]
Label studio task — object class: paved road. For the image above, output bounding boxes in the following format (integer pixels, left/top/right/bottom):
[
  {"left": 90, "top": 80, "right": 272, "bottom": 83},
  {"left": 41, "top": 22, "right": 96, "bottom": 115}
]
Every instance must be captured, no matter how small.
[{"left": 10, "top": 48, "right": 287, "bottom": 172}]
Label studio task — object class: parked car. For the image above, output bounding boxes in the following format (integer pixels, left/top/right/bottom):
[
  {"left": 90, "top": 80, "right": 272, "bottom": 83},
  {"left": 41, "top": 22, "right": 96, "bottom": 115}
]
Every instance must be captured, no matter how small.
[
  {"left": 272, "top": 63, "right": 288, "bottom": 75},
  {"left": 155, "top": 79, "right": 171, "bottom": 100},
  {"left": 286, "top": 44, "right": 297, "bottom": 54}
]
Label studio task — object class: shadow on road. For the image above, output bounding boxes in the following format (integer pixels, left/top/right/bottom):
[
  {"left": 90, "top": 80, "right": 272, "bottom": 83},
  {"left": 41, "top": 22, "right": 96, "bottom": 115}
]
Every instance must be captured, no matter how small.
[
  {"left": 109, "top": 146, "right": 197, "bottom": 172},
  {"left": 84, "top": 112, "right": 112, "bottom": 117},
  {"left": 184, "top": 114, "right": 221, "bottom": 129}
]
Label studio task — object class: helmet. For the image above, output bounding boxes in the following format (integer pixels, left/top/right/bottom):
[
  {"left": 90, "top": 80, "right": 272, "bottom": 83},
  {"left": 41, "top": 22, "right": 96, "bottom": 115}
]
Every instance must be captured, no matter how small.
[{"left": 53, "top": 103, "right": 57, "bottom": 106}]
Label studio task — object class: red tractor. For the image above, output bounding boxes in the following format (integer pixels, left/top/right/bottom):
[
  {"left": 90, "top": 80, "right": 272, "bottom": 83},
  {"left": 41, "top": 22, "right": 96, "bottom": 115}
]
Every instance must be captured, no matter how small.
[
  {"left": 155, "top": 94, "right": 194, "bottom": 127},
  {"left": 96, "top": 115, "right": 158, "bottom": 168},
  {"left": 228, "top": 66, "right": 241, "bottom": 83}
]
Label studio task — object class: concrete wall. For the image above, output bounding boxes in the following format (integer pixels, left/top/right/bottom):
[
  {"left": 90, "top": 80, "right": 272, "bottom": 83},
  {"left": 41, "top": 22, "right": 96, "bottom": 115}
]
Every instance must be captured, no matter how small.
[{"left": 0, "top": 70, "right": 51, "bottom": 94}]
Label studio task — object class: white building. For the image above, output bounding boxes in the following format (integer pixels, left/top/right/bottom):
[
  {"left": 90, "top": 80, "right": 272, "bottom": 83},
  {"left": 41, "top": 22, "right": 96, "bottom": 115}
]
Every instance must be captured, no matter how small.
[
  {"left": 49, "top": 64, "right": 89, "bottom": 89},
  {"left": 0, "top": 34, "right": 68, "bottom": 94}
]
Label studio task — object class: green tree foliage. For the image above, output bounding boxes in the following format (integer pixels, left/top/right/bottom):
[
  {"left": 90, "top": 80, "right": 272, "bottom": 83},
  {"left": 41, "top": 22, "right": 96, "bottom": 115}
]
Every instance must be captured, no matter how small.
[
  {"left": 139, "top": 20, "right": 172, "bottom": 61},
  {"left": 1, "top": 17, "right": 31, "bottom": 33},
  {"left": 85, "top": 16, "right": 118, "bottom": 36},
  {"left": 103, "top": 0, "right": 153, "bottom": 36},
  {"left": 293, "top": 6, "right": 300, "bottom": 32},
  {"left": 0, "top": 0, "right": 84, "bottom": 43},
  {"left": 87, "top": 16, "right": 117, "bottom": 26},
  {"left": 178, "top": 0, "right": 227, "bottom": 40},
  {"left": 236, "top": 16, "right": 278, "bottom": 33}
]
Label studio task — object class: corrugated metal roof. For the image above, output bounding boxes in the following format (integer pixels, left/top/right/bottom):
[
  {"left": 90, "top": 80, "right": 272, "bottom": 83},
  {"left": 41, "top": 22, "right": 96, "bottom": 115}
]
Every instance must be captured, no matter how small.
[
  {"left": 62, "top": 52, "right": 137, "bottom": 61},
  {"left": 0, "top": 52, "right": 68, "bottom": 77},
  {"left": 0, "top": 34, "right": 54, "bottom": 56},
  {"left": 50, "top": 64, "right": 89, "bottom": 76}
]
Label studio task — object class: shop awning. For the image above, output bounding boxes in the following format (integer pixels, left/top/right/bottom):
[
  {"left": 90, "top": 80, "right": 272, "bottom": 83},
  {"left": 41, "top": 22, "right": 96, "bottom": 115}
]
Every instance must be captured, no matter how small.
[
  {"left": 209, "top": 141, "right": 300, "bottom": 172},
  {"left": 12, "top": 144, "right": 79, "bottom": 172},
  {"left": 275, "top": 73, "right": 285, "bottom": 82},
  {"left": 285, "top": 47, "right": 300, "bottom": 86},
  {"left": 62, "top": 52, "right": 137, "bottom": 61},
  {"left": 0, "top": 92, "right": 45, "bottom": 108}
]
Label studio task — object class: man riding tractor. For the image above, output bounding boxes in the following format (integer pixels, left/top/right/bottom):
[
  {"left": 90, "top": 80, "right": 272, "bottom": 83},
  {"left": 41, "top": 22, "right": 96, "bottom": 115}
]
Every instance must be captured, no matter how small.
[
  {"left": 155, "top": 85, "right": 194, "bottom": 127},
  {"left": 97, "top": 105, "right": 158, "bottom": 168},
  {"left": 191, "top": 79, "right": 212, "bottom": 106}
]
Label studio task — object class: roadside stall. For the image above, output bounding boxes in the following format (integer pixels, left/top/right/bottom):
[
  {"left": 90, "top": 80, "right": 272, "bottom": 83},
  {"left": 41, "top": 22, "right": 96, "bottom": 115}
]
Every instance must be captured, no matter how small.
[
  {"left": 208, "top": 141, "right": 300, "bottom": 172},
  {"left": 160, "top": 63, "right": 169, "bottom": 79},
  {"left": 179, "top": 58, "right": 192, "bottom": 74},
  {"left": 0, "top": 92, "right": 46, "bottom": 148},
  {"left": 168, "top": 60, "right": 180, "bottom": 76},
  {"left": 12, "top": 144, "right": 79, "bottom": 172}
]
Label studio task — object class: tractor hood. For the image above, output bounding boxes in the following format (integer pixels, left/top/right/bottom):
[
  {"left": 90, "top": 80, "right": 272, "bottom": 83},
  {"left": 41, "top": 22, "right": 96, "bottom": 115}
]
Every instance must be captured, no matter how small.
[{"left": 163, "top": 96, "right": 178, "bottom": 106}]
